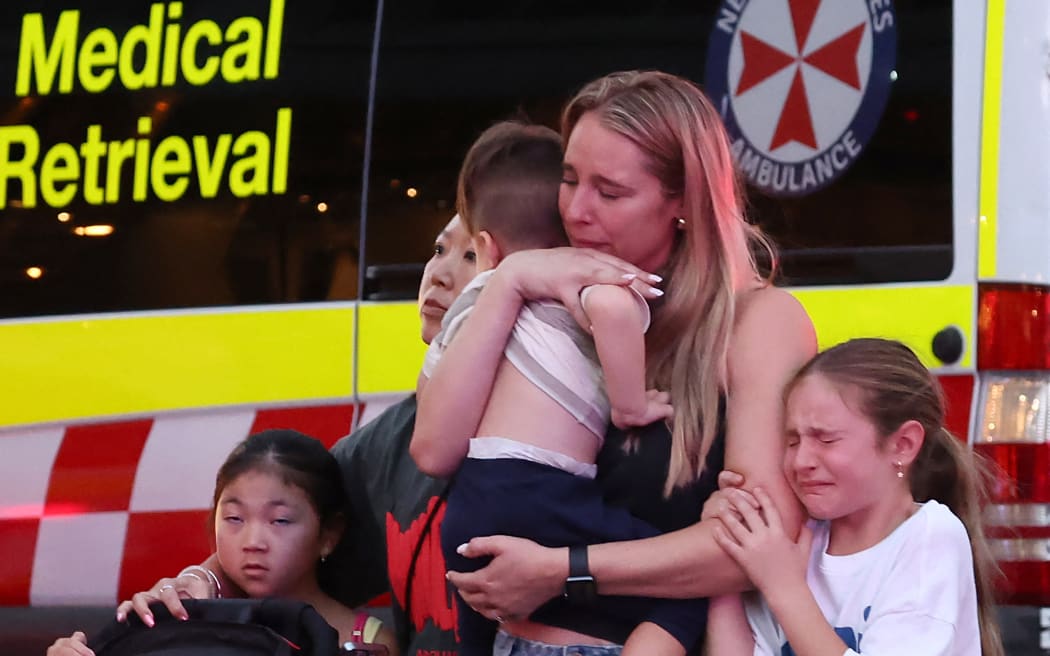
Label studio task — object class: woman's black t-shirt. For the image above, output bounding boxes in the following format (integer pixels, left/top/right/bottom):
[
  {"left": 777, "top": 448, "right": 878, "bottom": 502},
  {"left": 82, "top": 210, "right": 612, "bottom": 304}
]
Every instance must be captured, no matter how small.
[{"left": 596, "top": 411, "right": 727, "bottom": 534}]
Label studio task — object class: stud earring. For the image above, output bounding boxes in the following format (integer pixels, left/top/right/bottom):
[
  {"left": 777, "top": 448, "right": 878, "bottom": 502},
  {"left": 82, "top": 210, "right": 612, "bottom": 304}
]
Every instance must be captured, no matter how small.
[
  {"left": 895, "top": 461, "right": 904, "bottom": 479},
  {"left": 676, "top": 217, "right": 686, "bottom": 229}
]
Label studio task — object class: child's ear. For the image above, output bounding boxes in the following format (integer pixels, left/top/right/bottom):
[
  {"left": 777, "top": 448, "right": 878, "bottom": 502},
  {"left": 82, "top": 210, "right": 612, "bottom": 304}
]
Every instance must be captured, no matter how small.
[
  {"left": 321, "top": 513, "right": 346, "bottom": 557},
  {"left": 889, "top": 419, "right": 925, "bottom": 469},
  {"left": 474, "top": 230, "right": 503, "bottom": 271}
]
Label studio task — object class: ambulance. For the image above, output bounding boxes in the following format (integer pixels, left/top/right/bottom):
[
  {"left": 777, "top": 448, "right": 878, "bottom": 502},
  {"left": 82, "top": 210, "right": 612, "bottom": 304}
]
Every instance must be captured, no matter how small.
[{"left": 0, "top": 0, "right": 1047, "bottom": 652}]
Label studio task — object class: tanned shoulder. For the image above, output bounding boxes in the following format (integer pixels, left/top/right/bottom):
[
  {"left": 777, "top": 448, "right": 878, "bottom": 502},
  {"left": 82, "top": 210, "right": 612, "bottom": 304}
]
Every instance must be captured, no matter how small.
[{"left": 729, "top": 285, "right": 816, "bottom": 385}]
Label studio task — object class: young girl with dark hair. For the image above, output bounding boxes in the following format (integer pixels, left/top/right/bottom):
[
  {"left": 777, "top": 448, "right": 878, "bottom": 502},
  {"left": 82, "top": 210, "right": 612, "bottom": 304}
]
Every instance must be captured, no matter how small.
[
  {"left": 48, "top": 429, "right": 398, "bottom": 656},
  {"left": 704, "top": 338, "right": 1004, "bottom": 656}
]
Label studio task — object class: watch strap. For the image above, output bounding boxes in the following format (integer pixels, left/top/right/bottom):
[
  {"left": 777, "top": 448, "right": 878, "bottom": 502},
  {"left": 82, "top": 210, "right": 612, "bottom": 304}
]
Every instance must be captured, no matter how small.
[
  {"left": 568, "top": 544, "right": 590, "bottom": 579},
  {"left": 565, "top": 545, "right": 597, "bottom": 606}
]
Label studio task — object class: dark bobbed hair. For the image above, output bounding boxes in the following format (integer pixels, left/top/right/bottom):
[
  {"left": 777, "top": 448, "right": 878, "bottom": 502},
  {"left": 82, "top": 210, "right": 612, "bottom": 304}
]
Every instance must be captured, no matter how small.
[
  {"left": 211, "top": 429, "right": 347, "bottom": 532},
  {"left": 455, "top": 120, "right": 568, "bottom": 251},
  {"left": 788, "top": 338, "right": 1003, "bottom": 656}
]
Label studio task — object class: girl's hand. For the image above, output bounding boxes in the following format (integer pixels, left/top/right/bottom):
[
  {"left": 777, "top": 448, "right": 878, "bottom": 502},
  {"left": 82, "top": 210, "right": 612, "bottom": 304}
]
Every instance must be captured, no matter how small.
[
  {"left": 700, "top": 470, "right": 756, "bottom": 522},
  {"left": 712, "top": 487, "right": 814, "bottom": 593},
  {"left": 47, "top": 631, "right": 94, "bottom": 656},
  {"left": 114, "top": 573, "right": 209, "bottom": 625},
  {"left": 446, "top": 536, "right": 566, "bottom": 621},
  {"left": 611, "top": 389, "right": 673, "bottom": 429},
  {"left": 497, "top": 248, "right": 662, "bottom": 333}
]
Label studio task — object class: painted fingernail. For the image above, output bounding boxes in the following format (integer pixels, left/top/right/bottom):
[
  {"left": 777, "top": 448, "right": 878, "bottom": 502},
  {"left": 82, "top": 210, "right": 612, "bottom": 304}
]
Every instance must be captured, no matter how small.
[
  {"left": 445, "top": 571, "right": 452, "bottom": 580},
  {"left": 456, "top": 543, "right": 469, "bottom": 555},
  {"left": 648, "top": 274, "right": 663, "bottom": 282},
  {"left": 650, "top": 288, "right": 664, "bottom": 296},
  {"left": 115, "top": 612, "right": 125, "bottom": 622},
  {"left": 145, "top": 615, "right": 154, "bottom": 628},
  {"left": 179, "top": 612, "right": 188, "bottom": 621},
  {"left": 621, "top": 273, "right": 637, "bottom": 281}
]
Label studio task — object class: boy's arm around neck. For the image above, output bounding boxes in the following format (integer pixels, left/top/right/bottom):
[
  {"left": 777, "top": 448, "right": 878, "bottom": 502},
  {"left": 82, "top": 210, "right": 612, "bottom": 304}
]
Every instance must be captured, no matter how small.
[
  {"left": 583, "top": 284, "right": 668, "bottom": 428},
  {"left": 410, "top": 270, "right": 523, "bottom": 478}
]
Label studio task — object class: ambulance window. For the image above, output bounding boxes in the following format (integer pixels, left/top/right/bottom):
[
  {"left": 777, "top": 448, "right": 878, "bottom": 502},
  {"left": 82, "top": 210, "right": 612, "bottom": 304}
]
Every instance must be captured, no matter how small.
[
  {"left": 753, "top": 2, "right": 954, "bottom": 286},
  {"left": 364, "top": 1, "right": 953, "bottom": 295},
  {"left": 362, "top": 1, "right": 718, "bottom": 300},
  {"left": 0, "top": 1, "right": 375, "bottom": 318}
]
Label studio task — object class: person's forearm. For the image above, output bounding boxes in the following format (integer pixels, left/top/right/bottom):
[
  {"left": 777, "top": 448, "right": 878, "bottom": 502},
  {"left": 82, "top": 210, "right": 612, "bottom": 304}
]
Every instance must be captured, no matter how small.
[
  {"left": 587, "top": 287, "right": 648, "bottom": 422},
  {"left": 764, "top": 583, "right": 847, "bottom": 656},
  {"left": 411, "top": 270, "right": 524, "bottom": 477},
  {"left": 705, "top": 594, "right": 757, "bottom": 656},
  {"left": 589, "top": 519, "right": 752, "bottom": 598}
]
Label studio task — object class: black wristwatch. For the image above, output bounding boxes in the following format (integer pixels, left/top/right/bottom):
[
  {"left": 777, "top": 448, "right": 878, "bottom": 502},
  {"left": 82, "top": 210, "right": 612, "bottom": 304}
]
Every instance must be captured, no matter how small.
[{"left": 563, "top": 545, "right": 598, "bottom": 606}]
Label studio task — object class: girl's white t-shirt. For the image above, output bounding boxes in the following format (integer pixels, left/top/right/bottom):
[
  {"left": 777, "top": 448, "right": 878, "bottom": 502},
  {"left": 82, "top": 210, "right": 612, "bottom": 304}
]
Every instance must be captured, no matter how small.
[{"left": 746, "top": 500, "right": 981, "bottom": 656}]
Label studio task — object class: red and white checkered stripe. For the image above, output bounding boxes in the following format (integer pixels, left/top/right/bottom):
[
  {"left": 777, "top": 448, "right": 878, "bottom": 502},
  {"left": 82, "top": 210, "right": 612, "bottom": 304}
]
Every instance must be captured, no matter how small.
[{"left": 0, "top": 399, "right": 398, "bottom": 607}]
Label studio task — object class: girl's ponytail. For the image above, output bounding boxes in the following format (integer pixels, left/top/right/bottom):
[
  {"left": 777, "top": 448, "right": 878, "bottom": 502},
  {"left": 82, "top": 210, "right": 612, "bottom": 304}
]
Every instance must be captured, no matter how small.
[{"left": 911, "top": 426, "right": 1003, "bottom": 656}]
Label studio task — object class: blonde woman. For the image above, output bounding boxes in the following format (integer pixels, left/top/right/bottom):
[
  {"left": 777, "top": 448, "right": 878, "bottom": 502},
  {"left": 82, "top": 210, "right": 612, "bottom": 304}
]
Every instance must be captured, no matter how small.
[{"left": 414, "top": 70, "right": 817, "bottom": 654}]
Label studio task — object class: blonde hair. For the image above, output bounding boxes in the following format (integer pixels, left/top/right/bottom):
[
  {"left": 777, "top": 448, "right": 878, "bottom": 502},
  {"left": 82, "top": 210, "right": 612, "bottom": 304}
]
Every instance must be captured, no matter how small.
[
  {"left": 789, "top": 338, "right": 1004, "bottom": 656},
  {"left": 562, "top": 70, "right": 774, "bottom": 494}
]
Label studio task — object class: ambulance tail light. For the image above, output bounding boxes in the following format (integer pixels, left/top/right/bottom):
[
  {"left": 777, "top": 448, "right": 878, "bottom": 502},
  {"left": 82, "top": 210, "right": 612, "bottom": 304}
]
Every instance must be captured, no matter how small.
[
  {"left": 977, "top": 283, "right": 1050, "bottom": 370},
  {"left": 974, "top": 283, "right": 1050, "bottom": 605}
]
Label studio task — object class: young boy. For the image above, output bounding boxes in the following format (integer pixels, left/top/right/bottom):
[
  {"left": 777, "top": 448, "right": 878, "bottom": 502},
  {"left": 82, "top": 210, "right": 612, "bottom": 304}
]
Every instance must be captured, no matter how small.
[{"left": 412, "top": 121, "right": 706, "bottom": 655}]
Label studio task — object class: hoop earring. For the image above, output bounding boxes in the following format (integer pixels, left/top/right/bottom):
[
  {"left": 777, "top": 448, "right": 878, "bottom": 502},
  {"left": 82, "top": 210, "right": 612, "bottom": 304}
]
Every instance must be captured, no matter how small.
[{"left": 895, "top": 461, "right": 905, "bottom": 479}]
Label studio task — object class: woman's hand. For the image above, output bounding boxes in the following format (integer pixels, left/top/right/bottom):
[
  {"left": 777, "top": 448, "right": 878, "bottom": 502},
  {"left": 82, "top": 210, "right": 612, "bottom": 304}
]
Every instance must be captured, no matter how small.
[
  {"left": 446, "top": 536, "right": 567, "bottom": 621},
  {"left": 497, "top": 248, "right": 662, "bottom": 332},
  {"left": 712, "top": 487, "right": 814, "bottom": 594},
  {"left": 114, "top": 572, "right": 210, "bottom": 625},
  {"left": 47, "top": 631, "right": 94, "bottom": 656}
]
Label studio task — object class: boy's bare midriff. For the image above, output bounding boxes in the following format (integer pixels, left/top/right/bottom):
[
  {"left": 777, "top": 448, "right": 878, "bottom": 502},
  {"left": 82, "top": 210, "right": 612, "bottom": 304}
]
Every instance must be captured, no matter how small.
[{"left": 474, "top": 357, "right": 602, "bottom": 466}]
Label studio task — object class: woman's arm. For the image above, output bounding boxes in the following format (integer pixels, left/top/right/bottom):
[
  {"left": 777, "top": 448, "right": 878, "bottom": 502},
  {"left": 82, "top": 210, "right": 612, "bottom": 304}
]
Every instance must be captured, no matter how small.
[
  {"left": 410, "top": 248, "right": 658, "bottom": 477},
  {"left": 448, "top": 288, "right": 815, "bottom": 611},
  {"left": 585, "top": 287, "right": 814, "bottom": 596}
]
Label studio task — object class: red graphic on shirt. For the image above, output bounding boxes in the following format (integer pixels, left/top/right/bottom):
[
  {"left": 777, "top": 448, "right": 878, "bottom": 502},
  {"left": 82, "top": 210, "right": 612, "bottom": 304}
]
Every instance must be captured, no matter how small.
[
  {"left": 386, "top": 496, "right": 458, "bottom": 635},
  {"left": 735, "top": 0, "right": 866, "bottom": 151}
]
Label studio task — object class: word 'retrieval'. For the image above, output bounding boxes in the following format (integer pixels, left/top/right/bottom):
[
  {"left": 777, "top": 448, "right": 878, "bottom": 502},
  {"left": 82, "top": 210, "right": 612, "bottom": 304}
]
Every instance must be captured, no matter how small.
[{"left": 0, "top": 109, "right": 292, "bottom": 209}]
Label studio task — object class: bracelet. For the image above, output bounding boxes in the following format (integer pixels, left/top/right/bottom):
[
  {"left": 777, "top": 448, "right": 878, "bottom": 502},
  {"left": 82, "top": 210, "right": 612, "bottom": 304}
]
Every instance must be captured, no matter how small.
[
  {"left": 178, "top": 565, "right": 223, "bottom": 599},
  {"left": 179, "top": 571, "right": 204, "bottom": 585}
]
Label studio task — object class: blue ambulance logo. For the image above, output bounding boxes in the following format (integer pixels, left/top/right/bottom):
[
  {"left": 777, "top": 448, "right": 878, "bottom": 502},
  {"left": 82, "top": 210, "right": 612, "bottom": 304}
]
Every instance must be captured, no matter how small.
[{"left": 705, "top": 0, "right": 897, "bottom": 197}]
